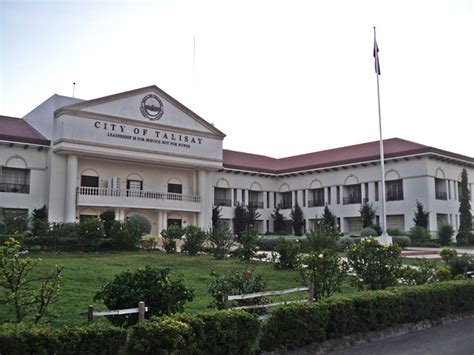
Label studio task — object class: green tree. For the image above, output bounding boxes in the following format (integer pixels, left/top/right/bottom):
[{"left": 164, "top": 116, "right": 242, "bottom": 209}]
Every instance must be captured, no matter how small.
[
  {"left": 100, "top": 209, "right": 116, "bottom": 238},
  {"left": 233, "top": 203, "right": 247, "bottom": 238},
  {"left": 413, "top": 200, "right": 429, "bottom": 229},
  {"left": 182, "top": 225, "right": 206, "bottom": 256},
  {"left": 236, "top": 228, "right": 259, "bottom": 261},
  {"left": 458, "top": 169, "right": 472, "bottom": 233},
  {"left": 246, "top": 204, "right": 261, "bottom": 231},
  {"left": 291, "top": 202, "right": 304, "bottom": 236},
  {"left": 207, "top": 222, "right": 236, "bottom": 260},
  {"left": 0, "top": 238, "right": 63, "bottom": 324},
  {"left": 321, "top": 206, "right": 337, "bottom": 229},
  {"left": 272, "top": 206, "right": 286, "bottom": 234},
  {"left": 161, "top": 225, "right": 183, "bottom": 254},
  {"left": 437, "top": 224, "right": 454, "bottom": 246},
  {"left": 359, "top": 198, "right": 376, "bottom": 228},
  {"left": 306, "top": 222, "right": 339, "bottom": 252},
  {"left": 31, "top": 205, "right": 48, "bottom": 236},
  {"left": 212, "top": 206, "right": 222, "bottom": 229}
]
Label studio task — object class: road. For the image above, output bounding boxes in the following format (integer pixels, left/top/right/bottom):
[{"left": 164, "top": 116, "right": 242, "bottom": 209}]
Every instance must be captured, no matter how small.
[{"left": 330, "top": 317, "right": 474, "bottom": 355}]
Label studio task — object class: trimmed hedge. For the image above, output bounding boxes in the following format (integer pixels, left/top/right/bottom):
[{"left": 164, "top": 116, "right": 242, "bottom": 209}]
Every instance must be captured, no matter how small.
[
  {"left": 128, "top": 309, "right": 260, "bottom": 355},
  {"left": 0, "top": 322, "right": 127, "bottom": 355},
  {"left": 261, "top": 280, "right": 474, "bottom": 351}
]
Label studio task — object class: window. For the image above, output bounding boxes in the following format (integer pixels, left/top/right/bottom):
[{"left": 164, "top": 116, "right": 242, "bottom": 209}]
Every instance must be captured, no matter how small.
[
  {"left": 234, "top": 189, "right": 238, "bottom": 206},
  {"left": 386, "top": 179, "right": 404, "bottom": 201},
  {"left": 214, "top": 187, "right": 231, "bottom": 206},
  {"left": 168, "top": 183, "right": 182, "bottom": 194},
  {"left": 0, "top": 167, "right": 30, "bottom": 193},
  {"left": 280, "top": 192, "right": 292, "bottom": 209},
  {"left": 309, "top": 188, "right": 324, "bottom": 207},
  {"left": 0, "top": 208, "right": 28, "bottom": 223},
  {"left": 81, "top": 175, "right": 99, "bottom": 187},
  {"left": 327, "top": 187, "right": 331, "bottom": 205},
  {"left": 167, "top": 218, "right": 182, "bottom": 228},
  {"left": 343, "top": 184, "right": 361, "bottom": 205},
  {"left": 248, "top": 191, "right": 263, "bottom": 209},
  {"left": 364, "top": 183, "right": 369, "bottom": 200},
  {"left": 127, "top": 179, "right": 143, "bottom": 197},
  {"left": 336, "top": 186, "right": 340, "bottom": 204},
  {"left": 242, "top": 189, "right": 245, "bottom": 204},
  {"left": 302, "top": 190, "right": 306, "bottom": 207},
  {"left": 374, "top": 182, "right": 379, "bottom": 201},
  {"left": 435, "top": 178, "right": 447, "bottom": 200},
  {"left": 266, "top": 191, "right": 270, "bottom": 208}
]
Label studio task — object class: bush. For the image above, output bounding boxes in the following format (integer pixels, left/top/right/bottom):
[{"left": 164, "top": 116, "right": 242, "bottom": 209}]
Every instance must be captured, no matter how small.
[
  {"left": 76, "top": 218, "right": 106, "bottom": 251},
  {"left": 261, "top": 280, "right": 474, "bottom": 351},
  {"left": 109, "top": 220, "right": 141, "bottom": 250},
  {"left": 0, "top": 322, "right": 127, "bottom": 355},
  {"left": 256, "top": 237, "right": 280, "bottom": 251},
  {"left": 337, "top": 236, "right": 354, "bottom": 250},
  {"left": 298, "top": 250, "right": 348, "bottom": 301},
  {"left": 392, "top": 236, "right": 412, "bottom": 248},
  {"left": 439, "top": 248, "right": 458, "bottom": 264},
  {"left": 94, "top": 266, "right": 194, "bottom": 326},
  {"left": 236, "top": 228, "right": 259, "bottom": 261},
  {"left": 347, "top": 237, "right": 402, "bottom": 290},
  {"left": 399, "top": 259, "right": 439, "bottom": 285},
  {"left": 438, "top": 224, "right": 454, "bottom": 246},
  {"left": 273, "top": 237, "right": 300, "bottom": 269},
  {"left": 182, "top": 225, "right": 206, "bottom": 256},
  {"left": 161, "top": 224, "right": 183, "bottom": 254},
  {"left": 2, "top": 212, "right": 29, "bottom": 236},
  {"left": 387, "top": 228, "right": 406, "bottom": 236},
  {"left": 128, "top": 310, "right": 260, "bottom": 355},
  {"left": 128, "top": 215, "right": 152, "bottom": 236},
  {"left": 360, "top": 227, "right": 377, "bottom": 238},
  {"left": 408, "top": 226, "right": 432, "bottom": 244},
  {"left": 456, "top": 230, "right": 472, "bottom": 246},
  {"left": 208, "top": 269, "right": 268, "bottom": 310},
  {"left": 139, "top": 235, "right": 160, "bottom": 251},
  {"left": 31, "top": 205, "right": 48, "bottom": 237}
]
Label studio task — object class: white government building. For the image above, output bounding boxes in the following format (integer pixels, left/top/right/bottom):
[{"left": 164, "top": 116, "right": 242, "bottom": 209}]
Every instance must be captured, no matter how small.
[{"left": 1, "top": 85, "right": 473, "bottom": 236}]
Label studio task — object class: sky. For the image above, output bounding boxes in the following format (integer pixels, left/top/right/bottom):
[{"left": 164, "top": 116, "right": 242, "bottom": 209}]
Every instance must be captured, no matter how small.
[{"left": 1, "top": 0, "right": 473, "bottom": 158}]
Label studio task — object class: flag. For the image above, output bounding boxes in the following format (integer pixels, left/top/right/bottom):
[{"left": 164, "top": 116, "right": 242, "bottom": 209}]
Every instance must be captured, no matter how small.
[{"left": 373, "top": 39, "right": 381, "bottom": 75}]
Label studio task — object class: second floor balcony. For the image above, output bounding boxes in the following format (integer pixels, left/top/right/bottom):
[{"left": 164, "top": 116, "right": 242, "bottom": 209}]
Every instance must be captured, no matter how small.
[
  {"left": 214, "top": 198, "right": 232, "bottom": 207},
  {"left": 308, "top": 199, "right": 324, "bottom": 207},
  {"left": 248, "top": 201, "right": 264, "bottom": 209},
  {"left": 0, "top": 182, "right": 30, "bottom": 194},
  {"left": 77, "top": 187, "right": 201, "bottom": 212}
]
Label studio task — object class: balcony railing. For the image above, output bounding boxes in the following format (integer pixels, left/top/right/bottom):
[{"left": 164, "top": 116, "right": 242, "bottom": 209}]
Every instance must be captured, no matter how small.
[
  {"left": 0, "top": 183, "right": 30, "bottom": 194},
  {"left": 248, "top": 201, "right": 264, "bottom": 209},
  {"left": 386, "top": 193, "right": 404, "bottom": 201},
  {"left": 343, "top": 196, "right": 361, "bottom": 205},
  {"left": 308, "top": 200, "right": 324, "bottom": 207},
  {"left": 78, "top": 187, "right": 200, "bottom": 202},
  {"left": 214, "top": 198, "right": 232, "bottom": 207},
  {"left": 436, "top": 191, "right": 448, "bottom": 200},
  {"left": 279, "top": 201, "right": 292, "bottom": 209}
]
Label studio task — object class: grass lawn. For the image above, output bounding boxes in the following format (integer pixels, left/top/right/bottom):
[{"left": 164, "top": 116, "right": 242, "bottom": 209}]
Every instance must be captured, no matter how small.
[{"left": 0, "top": 251, "right": 332, "bottom": 327}]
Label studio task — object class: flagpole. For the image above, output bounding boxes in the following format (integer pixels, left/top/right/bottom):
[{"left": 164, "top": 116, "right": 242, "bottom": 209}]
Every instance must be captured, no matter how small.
[{"left": 374, "top": 27, "right": 391, "bottom": 245}]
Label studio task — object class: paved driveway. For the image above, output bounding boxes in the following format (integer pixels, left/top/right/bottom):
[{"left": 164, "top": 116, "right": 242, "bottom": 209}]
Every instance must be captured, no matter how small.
[{"left": 329, "top": 317, "right": 474, "bottom": 355}]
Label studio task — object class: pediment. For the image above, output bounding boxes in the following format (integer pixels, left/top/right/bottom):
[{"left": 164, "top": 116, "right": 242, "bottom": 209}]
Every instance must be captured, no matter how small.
[{"left": 56, "top": 85, "right": 225, "bottom": 138}]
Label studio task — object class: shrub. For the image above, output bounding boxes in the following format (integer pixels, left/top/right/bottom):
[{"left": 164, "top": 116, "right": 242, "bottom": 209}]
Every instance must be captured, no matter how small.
[
  {"left": 236, "top": 228, "right": 259, "bottom": 261},
  {"left": 256, "top": 237, "right": 280, "bottom": 251},
  {"left": 337, "top": 236, "right": 354, "bottom": 250},
  {"left": 99, "top": 209, "right": 116, "bottom": 237},
  {"left": 161, "top": 224, "right": 183, "bottom": 254},
  {"left": 413, "top": 200, "right": 429, "bottom": 228},
  {"left": 181, "top": 225, "right": 206, "bottom": 256},
  {"left": 437, "top": 224, "right": 454, "bottom": 246},
  {"left": 128, "top": 215, "right": 152, "bottom": 236},
  {"left": 233, "top": 203, "right": 247, "bottom": 238},
  {"left": 208, "top": 269, "right": 268, "bottom": 310},
  {"left": 392, "top": 235, "right": 412, "bottom": 248},
  {"left": 359, "top": 198, "right": 376, "bottom": 228},
  {"left": 360, "top": 227, "right": 377, "bottom": 238},
  {"left": 298, "top": 250, "right": 348, "bottom": 301},
  {"left": 456, "top": 230, "right": 472, "bottom": 246},
  {"left": 2, "top": 212, "right": 29, "bottom": 236},
  {"left": 399, "top": 259, "right": 439, "bottom": 285},
  {"left": 31, "top": 205, "right": 48, "bottom": 237},
  {"left": 0, "top": 322, "right": 127, "bottom": 355},
  {"left": 272, "top": 237, "right": 300, "bottom": 269},
  {"left": 306, "top": 222, "right": 339, "bottom": 252},
  {"left": 207, "top": 221, "right": 236, "bottom": 260},
  {"left": 347, "top": 237, "right": 402, "bottom": 290},
  {"left": 261, "top": 280, "right": 474, "bottom": 351},
  {"left": 76, "top": 218, "right": 105, "bottom": 251},
  {"left": 291, "top": 203, "right": 304, "bottom": 236},
  {"left": 387, "top": 228, "right": 405, "bottom": 236},
  {"left": 439, "top": 248, "right": 458, "bottom": 264},
  {"left": 128, "top": 310, "right": 260, "bottom": 355},
  {"left": 109, "top": 220, "right": 141, "bottom": 250},
  {"left": 94, "top": 266, "right": 194, "bottom": 326},
  {"left": 272, "top": 206, "right": 286, "bottom": 234},
  {"left": 439, "top": 248, "right": 473, "bottom": 278},
  {"left": 139, "top": 235, "right": 160, "bottom": 251},
  {"left": 408, "top": 225, "right": 432, "bottom": 244}
]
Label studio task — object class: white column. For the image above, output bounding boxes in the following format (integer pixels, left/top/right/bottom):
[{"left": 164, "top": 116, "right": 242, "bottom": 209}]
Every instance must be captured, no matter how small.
[
  {"left": 197, "top": 169, "right": 207, "bottom": 228},
  {"left": 157, "top": 210, "right": 163, "bottom": 235},
  {"left": 163, "top": 211, "right": 168, "bottom": 231},
  {"left": 64, "top": 154, "right": 78, "bottom": 223},
  {"left": 244, "top": 189, "right": 249, "bottom": 206}
]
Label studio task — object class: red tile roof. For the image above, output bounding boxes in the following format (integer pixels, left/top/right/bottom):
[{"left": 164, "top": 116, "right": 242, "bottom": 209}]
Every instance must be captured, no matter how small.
[
  {"left": 223, "top": 138, "right": 474, "bottom": 174},
  {"left": 0, "top": 116, "right": 50, "bottom": 146}
]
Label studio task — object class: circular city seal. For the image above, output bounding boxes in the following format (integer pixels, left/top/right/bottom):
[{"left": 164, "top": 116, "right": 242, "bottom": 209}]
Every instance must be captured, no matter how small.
[{"left": 140, "top": 94, "right": 164, "bottom": 121}]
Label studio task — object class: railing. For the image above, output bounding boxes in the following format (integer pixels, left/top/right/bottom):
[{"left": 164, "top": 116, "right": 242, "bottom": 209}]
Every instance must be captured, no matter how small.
[
  {"left": 248, "top": 201, "right": 264, "bottom": 209},
  {"left": 308, "top": 199, "right": 324, "bottom": 207},
  {"left": 279, "top": 201, "right": 292, "bottom": 209},
  {"left": 343, "top": 196, "right": 361, "bottom": 205},
  {"left": 78, "top": 187, "right": 200, "bottom": 202},
  {"left": 0, "top": 183, "right": 30, "bottom": 194},
  {"left": 81, "top": 301, "right": 149, "bottom": 323},
  {"left": 436, "top": 191, "right": 448, "bottom": 200},
  {"left": 214, "top": 198, "right": 232, "bottom": 207},
  {"left": 386, "top": 193, "right": 404, "bottom": 201}
]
